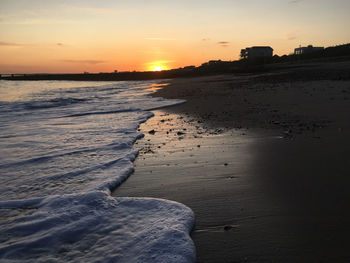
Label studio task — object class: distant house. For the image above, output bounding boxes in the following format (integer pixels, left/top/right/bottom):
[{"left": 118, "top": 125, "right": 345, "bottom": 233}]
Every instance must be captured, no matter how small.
[
  {"left": 294, "top": 45, "right": 324, "bottom": 55},
  {"left": 183, "top": 66, "right": 196, "bottom": 70},
  {"left": 240, "top": 46, "right": 273, "bottom": 60},
  {"left": 201, "top": 60, "right": 223, "bottom": 67}
]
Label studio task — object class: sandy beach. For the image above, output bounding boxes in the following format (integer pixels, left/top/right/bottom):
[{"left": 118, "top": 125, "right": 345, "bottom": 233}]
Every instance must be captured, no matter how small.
[{"left": 113, "top": 61, "right": 350, "bottom": 262}]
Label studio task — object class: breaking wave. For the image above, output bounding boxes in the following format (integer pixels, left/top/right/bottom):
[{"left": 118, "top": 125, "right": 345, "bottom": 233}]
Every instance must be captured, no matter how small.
[{"left": 0, "top": 80, "right": 194, "bottom": 263}]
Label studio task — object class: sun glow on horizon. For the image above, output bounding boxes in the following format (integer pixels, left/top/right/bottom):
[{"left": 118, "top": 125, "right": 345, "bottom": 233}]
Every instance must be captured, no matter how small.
[
  {"left": 1, "top": 1, "right": 349, "bottom": 74},
  {"left": 152, "top": 66, "right": 163, "bottom": 71},
  {"left": 145, "top": 60, "right": 173, "bottom": 72}
]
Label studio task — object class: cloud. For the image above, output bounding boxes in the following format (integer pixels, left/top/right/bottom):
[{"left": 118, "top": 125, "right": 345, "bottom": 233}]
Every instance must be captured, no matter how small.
[
  {"left": 285, "top": 31, "right": 299, "bottom": 40},
  {"left": 287, "top": 35, "right": 297, "bottom": 40},
  {"left": 0, "top": 41, "right": 69, "bottom": 48},
  {"left": 289, "top": 0, "right": 303, "bottom": 4},
  {"left": 218, "top": 41, "right": 230, "bottom": 47},
  {"left": 0, "top": 41, "right": 22, "bottom": 47},
  {"left": 202, "top": 38, "right": 210, "bottom": 41},
  {"left": 61, "top": 60, "right": 107, "bottom": 65}
]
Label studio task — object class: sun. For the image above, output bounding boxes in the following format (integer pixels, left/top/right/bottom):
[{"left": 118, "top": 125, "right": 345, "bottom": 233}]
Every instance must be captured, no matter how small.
[
  {"left": 146, "top": 61, "right": 170, "bottom": 71},
  {"left": 152, "top": 66, "right": 163, "bottom": 72}
]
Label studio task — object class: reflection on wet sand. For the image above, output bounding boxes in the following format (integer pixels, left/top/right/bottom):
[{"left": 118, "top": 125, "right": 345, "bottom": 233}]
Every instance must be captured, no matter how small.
[{"left": 114, "top": 62, "right": 350, "bottom": 262}]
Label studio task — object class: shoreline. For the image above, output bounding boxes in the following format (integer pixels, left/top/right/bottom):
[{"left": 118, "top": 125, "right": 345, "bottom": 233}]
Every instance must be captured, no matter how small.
[
  {"left": 113, "top": 61, "right": 350, "bottom": 262},
  {"left": 2, "top": 53, "right": 349, "bottom": 82}
]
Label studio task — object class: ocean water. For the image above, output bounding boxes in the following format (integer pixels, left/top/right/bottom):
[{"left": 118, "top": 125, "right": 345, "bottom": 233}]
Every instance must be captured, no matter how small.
[{"left": 0, "top": 80, "right": 195, "bottom": 262}]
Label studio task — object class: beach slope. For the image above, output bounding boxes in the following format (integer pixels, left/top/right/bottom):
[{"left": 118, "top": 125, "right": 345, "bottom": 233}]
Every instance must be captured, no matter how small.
[{"left": 114, "top": 61, "right": 350, "bottom": 262}]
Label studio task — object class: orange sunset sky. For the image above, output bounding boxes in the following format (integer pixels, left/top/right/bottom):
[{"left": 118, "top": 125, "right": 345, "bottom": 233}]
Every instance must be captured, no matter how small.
[{"left": 0, "top": 0, "right": 349, "bottom": 74}]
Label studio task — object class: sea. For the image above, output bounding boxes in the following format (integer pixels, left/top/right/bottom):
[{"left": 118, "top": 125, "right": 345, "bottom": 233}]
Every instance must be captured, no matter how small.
[{"left": 0, "top": 80, "right": 195, "bottom": 262}]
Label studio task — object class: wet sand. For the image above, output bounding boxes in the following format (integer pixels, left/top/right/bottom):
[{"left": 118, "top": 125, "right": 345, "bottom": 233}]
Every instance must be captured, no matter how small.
[{"left": 113, "top": 61, "right": 350, "bottom": 262}]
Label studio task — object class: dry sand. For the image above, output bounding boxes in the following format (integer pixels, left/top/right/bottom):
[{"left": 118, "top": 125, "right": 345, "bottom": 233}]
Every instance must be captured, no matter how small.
[{"left": 113, "top": 61, "right": 350, "bottom": 262}]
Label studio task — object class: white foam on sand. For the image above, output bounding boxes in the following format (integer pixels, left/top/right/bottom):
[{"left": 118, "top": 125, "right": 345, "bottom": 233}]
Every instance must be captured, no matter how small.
[
  {"left": 0, "top": 80, "right": 194, "bottom": 262},
  {"left": 0, "top": 192, "right": 195, "bottom": 263}
]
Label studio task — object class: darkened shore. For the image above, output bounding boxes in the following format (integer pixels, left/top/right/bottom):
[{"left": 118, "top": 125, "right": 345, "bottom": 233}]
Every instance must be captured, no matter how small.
[{"left": 113, "top": 60, "right": 350, "bottom": 262}]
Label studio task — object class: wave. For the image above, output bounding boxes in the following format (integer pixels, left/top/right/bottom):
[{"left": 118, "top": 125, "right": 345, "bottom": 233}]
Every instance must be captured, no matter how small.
[
  {"left": 0, "top": 192, "right": 195, "bottom": 263},
  {"left": 24, "top": 98, "right": 89, "bottom": 110},
  {"left": 0, "top": 140, "right": 142, "bottom": 169},
  {"left": 0, "top": 80, "right": 195, "bottom": 262},
  {"left": 64, "top": 109, "right": 138, "bottom": 118}
]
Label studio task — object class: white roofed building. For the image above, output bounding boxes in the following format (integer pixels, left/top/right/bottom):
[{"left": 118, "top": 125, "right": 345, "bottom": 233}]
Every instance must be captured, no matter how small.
[
  {"left": 240, "top": 46, "right": 273, "bottom": 60},
  {"left": 294, "top": 45, "right": 324, "bottom": 55}
]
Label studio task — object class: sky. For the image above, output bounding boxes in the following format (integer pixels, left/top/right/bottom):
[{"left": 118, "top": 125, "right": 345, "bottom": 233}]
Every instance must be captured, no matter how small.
[{"left": 0, "top": 0, "right": 349, "bottom": 73}]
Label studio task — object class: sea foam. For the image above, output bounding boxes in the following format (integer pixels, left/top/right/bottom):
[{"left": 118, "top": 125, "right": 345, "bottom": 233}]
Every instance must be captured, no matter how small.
[
  {"left": 0, "top": 80, "right": 194, "bottom": 262},
  {"left": 0, "top": 193, "right": 195, "bottom": 263}
]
